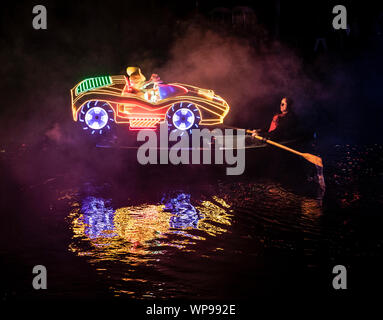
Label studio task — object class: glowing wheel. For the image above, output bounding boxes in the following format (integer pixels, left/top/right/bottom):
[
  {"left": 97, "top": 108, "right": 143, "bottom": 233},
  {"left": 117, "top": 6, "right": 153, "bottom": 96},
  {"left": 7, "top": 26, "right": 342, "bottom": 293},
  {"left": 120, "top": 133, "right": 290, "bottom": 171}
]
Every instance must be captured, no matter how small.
[
  {"left": 167, "top": 102, "right": 201, "bottom": 134},
  {"left": 78, "top": 100, "right": 115, "bottom": 135},
  {"left": 172, "top": 108, "right": 195, "bottom": 131},
  {"left": 85, "top": 107, "right": 108, "bottom": 130}
]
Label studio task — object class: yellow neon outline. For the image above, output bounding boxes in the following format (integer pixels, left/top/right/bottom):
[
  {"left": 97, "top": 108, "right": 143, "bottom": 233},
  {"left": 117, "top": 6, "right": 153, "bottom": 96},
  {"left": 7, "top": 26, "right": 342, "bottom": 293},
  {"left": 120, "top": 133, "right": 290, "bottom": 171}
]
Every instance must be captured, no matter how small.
[
  {"left": 71, "top": 76, "right": 230, "bottom": 127},
  {"left": 74, "top": 98, "right": 225, "bottom": 126}
]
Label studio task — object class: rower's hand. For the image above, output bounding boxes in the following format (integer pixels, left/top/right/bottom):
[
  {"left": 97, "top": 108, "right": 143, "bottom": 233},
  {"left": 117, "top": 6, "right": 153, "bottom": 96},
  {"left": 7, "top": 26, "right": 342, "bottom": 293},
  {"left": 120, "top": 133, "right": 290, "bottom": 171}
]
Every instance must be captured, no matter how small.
[{"left": 249, "top": 129, "right": 261, "bottom": 137}]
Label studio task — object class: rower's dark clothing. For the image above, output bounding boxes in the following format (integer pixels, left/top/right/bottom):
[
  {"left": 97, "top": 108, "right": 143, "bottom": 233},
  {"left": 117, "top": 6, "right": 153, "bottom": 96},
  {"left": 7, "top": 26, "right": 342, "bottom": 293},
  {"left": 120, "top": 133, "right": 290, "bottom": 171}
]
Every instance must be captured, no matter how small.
[{"left": 267, "top": 111, "right": 299, "bottom": 141}]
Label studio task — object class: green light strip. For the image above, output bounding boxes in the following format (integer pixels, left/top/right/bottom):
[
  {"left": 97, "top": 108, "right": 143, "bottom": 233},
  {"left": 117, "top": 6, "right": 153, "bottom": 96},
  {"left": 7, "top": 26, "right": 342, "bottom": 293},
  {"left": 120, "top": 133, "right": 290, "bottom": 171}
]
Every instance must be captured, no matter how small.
[{"left": 75, "top": 76, "right": 112, "bottom": 95}]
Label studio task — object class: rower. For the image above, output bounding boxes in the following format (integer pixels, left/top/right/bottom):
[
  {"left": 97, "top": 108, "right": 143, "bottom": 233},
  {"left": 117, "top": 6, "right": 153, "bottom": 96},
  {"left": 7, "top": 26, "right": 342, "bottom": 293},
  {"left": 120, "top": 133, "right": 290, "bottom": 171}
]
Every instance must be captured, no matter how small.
[
  {"left": 249, "top": 97, "right": 325, "bottom": 192},
  {"left": 252, "top": 97, "right": 299, "bottom": 141}
]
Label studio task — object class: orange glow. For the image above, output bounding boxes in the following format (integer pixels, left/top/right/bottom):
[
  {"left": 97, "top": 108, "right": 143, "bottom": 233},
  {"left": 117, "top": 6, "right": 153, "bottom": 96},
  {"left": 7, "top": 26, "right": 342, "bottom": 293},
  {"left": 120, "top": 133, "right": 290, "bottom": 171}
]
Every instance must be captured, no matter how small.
[
  {"left": 198, "top": 89, "right": 215, "bottom": 101},
  {"left": 71, "top": 75, "right": 230, "bottom": 127},
  {"left": 69, "top": 196, "right": 233, "bottom": 259},
  {"left": 129, "top": 118, "right": 162, "bottom": 129}
]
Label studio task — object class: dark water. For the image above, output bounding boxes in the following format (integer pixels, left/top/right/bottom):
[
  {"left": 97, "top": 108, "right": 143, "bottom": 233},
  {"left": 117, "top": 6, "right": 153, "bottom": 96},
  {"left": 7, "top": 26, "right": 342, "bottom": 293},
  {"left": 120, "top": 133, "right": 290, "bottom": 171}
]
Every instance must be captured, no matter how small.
[{"left": 1, "top": 142, "right": 383, "bottom": 301}]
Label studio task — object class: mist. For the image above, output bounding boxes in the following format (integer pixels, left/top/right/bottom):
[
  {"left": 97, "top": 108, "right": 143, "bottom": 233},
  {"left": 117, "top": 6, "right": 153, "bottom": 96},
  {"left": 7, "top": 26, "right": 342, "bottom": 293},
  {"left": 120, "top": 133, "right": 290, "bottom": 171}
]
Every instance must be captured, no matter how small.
[
  {"left": 0, "top": 5, "right": 380, "bottom": 165},
  {"left": 156, "top": 22, "right": 324, "bottom": 129}
]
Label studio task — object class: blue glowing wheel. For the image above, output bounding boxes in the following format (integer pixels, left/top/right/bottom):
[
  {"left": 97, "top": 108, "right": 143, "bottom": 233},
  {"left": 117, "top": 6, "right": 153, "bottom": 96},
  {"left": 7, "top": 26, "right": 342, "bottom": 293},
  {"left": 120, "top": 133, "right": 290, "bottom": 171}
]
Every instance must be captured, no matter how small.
[
  {"left": 166, "top": 102, "right": 201, "bottom": 135},
  {"left": 78, "top": 101, "right": 115, "bottom": 135}
]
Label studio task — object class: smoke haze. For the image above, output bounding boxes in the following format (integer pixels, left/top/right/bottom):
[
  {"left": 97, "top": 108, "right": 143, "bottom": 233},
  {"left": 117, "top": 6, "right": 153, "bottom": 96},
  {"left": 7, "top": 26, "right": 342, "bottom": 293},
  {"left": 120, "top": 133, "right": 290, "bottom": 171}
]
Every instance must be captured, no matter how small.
[{"left": 0, "top": 5, "right": 380, "bottom": 150}]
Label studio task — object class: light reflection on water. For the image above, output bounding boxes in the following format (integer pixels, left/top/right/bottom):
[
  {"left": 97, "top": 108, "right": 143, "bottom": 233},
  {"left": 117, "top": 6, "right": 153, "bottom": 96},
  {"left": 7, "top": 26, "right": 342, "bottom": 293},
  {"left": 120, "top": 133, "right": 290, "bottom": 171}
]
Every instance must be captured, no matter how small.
[
  {"left": 69, "top": 191, "right": 234, "bottom": 296},
  {"left": 3, "top": 143, "right": 383, "bottom": 299},
  {"left": 67, "top": 182, "right": 326, "bottom": 298}
]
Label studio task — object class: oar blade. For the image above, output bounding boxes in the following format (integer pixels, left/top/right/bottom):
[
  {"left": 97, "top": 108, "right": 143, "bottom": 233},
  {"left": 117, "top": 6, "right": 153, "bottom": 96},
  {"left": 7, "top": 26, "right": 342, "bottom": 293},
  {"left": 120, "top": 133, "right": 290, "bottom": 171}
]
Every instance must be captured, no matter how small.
[
  {"left": 302, "top": 153, "right": 323, "bottom": 167},
  {"left": 247, "top": 130, "right": 324, "bottom": 167}
]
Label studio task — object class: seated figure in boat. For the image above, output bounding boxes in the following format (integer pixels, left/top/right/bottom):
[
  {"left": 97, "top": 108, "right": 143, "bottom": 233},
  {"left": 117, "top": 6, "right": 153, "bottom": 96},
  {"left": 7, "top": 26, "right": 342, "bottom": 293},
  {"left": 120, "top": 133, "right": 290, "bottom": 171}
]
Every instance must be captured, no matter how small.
[
  {"left": 252, "top": 97, "right": 300, "bottom": 141},
  {"left": 124, "top": 67, "right": 162, "bottom": 100}
]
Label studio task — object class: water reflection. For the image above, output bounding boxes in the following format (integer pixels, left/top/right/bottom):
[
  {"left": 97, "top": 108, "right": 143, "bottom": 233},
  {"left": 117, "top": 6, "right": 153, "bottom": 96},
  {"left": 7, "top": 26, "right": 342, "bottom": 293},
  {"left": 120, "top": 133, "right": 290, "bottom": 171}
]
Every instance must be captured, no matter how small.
[
  {"left": 69, "top": 191, "right": 233, "bottom": 266},
  {"left": 81, "top": 196, "right": 116, "bottom": 238},
  {"left": 162, "top": 193, "right": 204, "bottom": 229},
  {"left": 4, "top": 143, "right": 380, "bottom": 299},
  {"left": 300, "top": 198, "right": 323, "bottom": 218},
  {"left": 68, "top": 182, "right": 326, "bottom": 298}
]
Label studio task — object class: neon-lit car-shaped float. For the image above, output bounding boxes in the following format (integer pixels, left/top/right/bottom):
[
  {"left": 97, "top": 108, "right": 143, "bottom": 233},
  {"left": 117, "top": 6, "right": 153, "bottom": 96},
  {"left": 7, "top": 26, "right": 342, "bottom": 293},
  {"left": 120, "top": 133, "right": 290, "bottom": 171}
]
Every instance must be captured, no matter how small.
[{"left": 71, "top": 74, "right": 230, "bottom": 135}]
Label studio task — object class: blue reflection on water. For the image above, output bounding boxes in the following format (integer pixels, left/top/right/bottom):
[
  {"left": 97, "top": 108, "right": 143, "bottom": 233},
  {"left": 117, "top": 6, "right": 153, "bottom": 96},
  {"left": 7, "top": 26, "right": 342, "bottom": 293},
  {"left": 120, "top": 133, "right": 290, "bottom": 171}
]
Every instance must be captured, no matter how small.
[
  {"left": 81, "top": 196, "right": 116, "bottom": 238},
  {"left": 79, "top": 193, "right": 203, "bottom": 239},
  {"left": 162, "top": 193, "right": 204, "bottom": 229}
]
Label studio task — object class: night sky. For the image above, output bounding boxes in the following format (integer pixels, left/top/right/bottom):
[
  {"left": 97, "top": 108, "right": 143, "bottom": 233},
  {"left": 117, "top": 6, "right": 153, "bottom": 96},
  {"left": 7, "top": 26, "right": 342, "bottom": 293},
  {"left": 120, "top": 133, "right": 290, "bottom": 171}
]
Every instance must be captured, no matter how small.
[{"left": 1, "top": 1, "right": 383, "bottom": 144}]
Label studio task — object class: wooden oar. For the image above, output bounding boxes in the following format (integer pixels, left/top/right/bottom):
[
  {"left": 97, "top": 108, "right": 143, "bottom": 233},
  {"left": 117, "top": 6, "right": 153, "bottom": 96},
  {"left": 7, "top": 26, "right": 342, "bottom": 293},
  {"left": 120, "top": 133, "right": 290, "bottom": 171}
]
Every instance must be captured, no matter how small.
[{"left": 246, "top": 130, "right": 323, "bottom": 167}]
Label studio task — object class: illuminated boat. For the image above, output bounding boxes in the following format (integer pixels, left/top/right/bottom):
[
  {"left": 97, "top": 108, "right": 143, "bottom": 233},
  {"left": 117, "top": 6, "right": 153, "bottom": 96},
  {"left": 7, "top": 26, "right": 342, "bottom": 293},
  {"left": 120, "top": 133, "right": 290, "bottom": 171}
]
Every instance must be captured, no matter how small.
[{"left": 70, "top": 75, "right": 230, "bottom": 136}]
